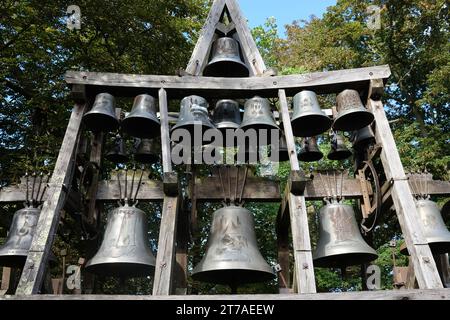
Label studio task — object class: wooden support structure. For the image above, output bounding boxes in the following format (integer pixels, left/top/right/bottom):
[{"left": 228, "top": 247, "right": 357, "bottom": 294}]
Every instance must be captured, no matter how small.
[
  {"left": 368, "top": 80, "right": 443, "bottom": 289},
  {"left": 15, "top": 103, "right": 86, "bottom": 295}
]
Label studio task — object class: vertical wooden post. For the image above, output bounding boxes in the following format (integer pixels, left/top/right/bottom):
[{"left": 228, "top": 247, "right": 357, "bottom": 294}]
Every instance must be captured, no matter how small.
[
  {"left": 173, "top": 199, "right": 189, "bottom": 295},
  {"left": 368, "top": 80, "right": 443, "bottom": 289},
  {"left": 278, "top": 89, "right": 317, "bottom": 294},
  {"left": 276, "top": 219, "right": 291, "bottom": 292},
  {"left": 15, "top": 103, "right": 86, "bottom": 295},
  {"left": 0, "top": 267, "right": 12, "bottom": 294},
  {"left": 159, "top": 88, "right": 172, "bottom": 174}
]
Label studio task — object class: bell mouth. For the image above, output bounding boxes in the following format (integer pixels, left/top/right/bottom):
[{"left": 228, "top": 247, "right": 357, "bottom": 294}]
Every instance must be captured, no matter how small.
[
  {"left": 291, "top": 115, "right": 333, "bottom": 137},
  {"left": 333, "top": 110, "right": 374, "bottom": 132},
  {"left": 83, "top": 113, "right": 119, "bottom": 133},
  {"left": 298, "top": 151, "right": 323, "bottom": 162},
  {"left": 105, "top": 154, "right": 129, "bottom": 164},
  {"left": 313, "top": 252, "right": 378, "bottom": 268},
  {"left": 203, "top": 61, "right": 249, "bottom": 78},
  {"left": 192, "top": 269, "right": 275, "bottom": 285},
  {"left": 400, "top": 241, "right": 450, "bottom": 256},
  {"left": 134, "top": 154, "right": 160, "bottom": 164},
  {"left": 85, "top": 262, "right": 155, "bottom": 278},
  {"left": 121, "top": 117, "right": 161, "bottom": 139},
  {"left": 327, "top": 150, "right": 352, "bottom": 161},
  {"left": 0, "top": 251, "right": 57, "bottom": 268}
]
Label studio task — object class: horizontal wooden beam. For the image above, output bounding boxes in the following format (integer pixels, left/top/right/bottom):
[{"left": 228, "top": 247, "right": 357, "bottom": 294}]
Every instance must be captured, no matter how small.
[
  {"left": 64, "top": 65, "right": 391, "bottom": 99},
  {"left": 1, "top": 289, "right": 449, "bottom": 300}
]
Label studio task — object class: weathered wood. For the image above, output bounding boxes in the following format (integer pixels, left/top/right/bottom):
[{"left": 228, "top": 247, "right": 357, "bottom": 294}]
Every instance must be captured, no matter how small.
[
  {"left": 86, "top": 132, "right": 103, "bottom": 224},
  {"left": 15, "top": 103, "right": 86, "bottom": 295},
  {"left": 158, "top": 88, "right": 172, "bottom": 173},
  {"left": 173, "top": 199, "right": 189, "bottom": 295},
  {"left": 368, "top": 78, "right": 384, "bottom": 100},
  {"left": 153, "top": 195, "right": 180, "bottom": 295},
  {"left": 96, "top": 179, "right": 164, "bottom": 201},
  {"left": 185, "top": 0, "right": 226, "bottom": 75},
  {"left": 64, "top": 65, "right": 391, "bottom": 99},
  {"left": 225, "top": 0, "right": 266, "bottom": 75},
  {"left": 70, "top": 84, "right": 87, "bottom": 103},
  {"left": 163, "top": 172, "right": 179, "bottom": 196},
  {"left": 369, "top": 96, "right": 443, "bottom": 289},
  {"left": 2, "top": 289, "right": 450, "bottom": 300},
  {"left": 278, "top": 89, "right": 300, "bottom": 171}
]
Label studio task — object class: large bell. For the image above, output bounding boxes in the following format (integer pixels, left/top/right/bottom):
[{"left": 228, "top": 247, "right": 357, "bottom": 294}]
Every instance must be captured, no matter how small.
[
  {"left": 333, "top": 89, "right": 374, "bottom": 132},
  {"left": 298, "top": 136, "right": 323, "bottom": 162},
  {"left": 85, "top": 205, "right": 156, "bottom": 277},
  {"left": 192, "top": 206, "right": 275, "bottom": 285},
  {"left": 134, "top": 138, "right": 160, "bottom": 164},
  {"left": 327, "top": 132, "right": 352, "bottom": 160},
  {"left": 203, "top": 37, "right": 249, "bottom": 77},
  {"left": 122, "top": 94, "right": 160, "bottom": 139},
  {"left": 351, "top": 125, "right": 375, "bottom": 151},
  {"left": 400, "top": 199, "right": 450, "bottom": 255},
  {"left": 240, "top": 96, "right": 279, "bottom": 145},
  {"left": 105, "top": 135, "right": 129, "bottom": 164},
  {"left": 313, "top": 201, "right": 378, "bottom": 267},
  {"left": 83, "top": 93, "right": 119, "bottom": 133},
  {"left": 0, "top": 207, "right": 55, "bottom": 267},
  {"left": 213, "top": 99, "right": 242, "bottom": 133},
  {"left": 171, "top": 95, "right": 216, "bottom": 143},
  {"left": 291, "top": 91, "right": 332, "bottom": 137}
]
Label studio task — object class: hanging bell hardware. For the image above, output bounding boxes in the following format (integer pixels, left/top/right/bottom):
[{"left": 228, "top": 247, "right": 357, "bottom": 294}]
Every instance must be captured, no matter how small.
[
  {"left": 297, "top": 136, "right": 323, "bottom": 162},
  {"left": 203, "top": 37, "right": 249, "bottom": 77},
  {"left": 105, "top": 135, "right": 129, "bottom": 164},
  {"left": 327, "top": 132, "right": 352, "bottom": 161},
  {"left": 213, "top": 99, "right": 242, "bottom": 132},
  {"left": 82, "top": 93, "right": 119, "bottom": 133},
  {"left": 122, "top": 94, "right": 160, "bottom": 139},
  {"left": 313, "top": 200, "right": 378, "bottom": 268},
  {"left": 192, "top": 206, "right": 275, "bottom": 285},
  {"left": 333, "top": 89, "right": 374, "bottom": 132},
  {"left": 351, "top": 125, "right": 376, "bottom": 151},
  {"left": 291, "top": 90, "right": 332, "bottom": 137},
  {"left": 134, "top": 138, "right": 161, "bottom": 164}
]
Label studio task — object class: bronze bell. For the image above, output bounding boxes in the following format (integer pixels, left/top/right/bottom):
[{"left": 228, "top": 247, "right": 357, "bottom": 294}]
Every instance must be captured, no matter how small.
[
  {"left": 400, "top": 199, "right": 450, "bottom": 255},
  {"left": 122, "top": 94, "right": 160, "bottom": 138},
  {"left": 192, "top": 206, "right": 275, "bottom": 285},
  {"left": 85, "top": 205, "right": 156, "bottom": 277},
  {"left": 333, "top": 89, "right": 374, "bottom": 132},
  {"left": 269, "top": 133, "right": 289, "bottom": 162},
  {"left": 298, "top": 136, "right": 323, "bottom": 162},
  {"left": 0, "top": 207, "right": 55, "bottom": 267},
  {"left": 83, "top": 93, "right": 119, "bottom": 133},
  {"left": 327, "top": 132, "right": 352, "bottom": 160},
  {"left": 203, "top": 37, "right": 249, "bottom": 77},
  {"left": 313, "top": 201, "right": 378, "bottom": 267},
  {"left": 351, "top": 125, "right": 375, "bottom": 151},
  {"left": 240, "top": 96, "right": 279, "bottom": 145},
  {"left": 134, "top": 138, "right": 160, "bottom": 164},
  {"left": 213, "top": 99, "right": 242, "bottom": 133},
  {"left": 171, "top": 95, "right": 216, "bottom": 142},
  {"left": 105, "top": 135, "right": 129, "bottom": 164},
  {"left": 291, "top": 91, "right": 332, "bottom": 137}
]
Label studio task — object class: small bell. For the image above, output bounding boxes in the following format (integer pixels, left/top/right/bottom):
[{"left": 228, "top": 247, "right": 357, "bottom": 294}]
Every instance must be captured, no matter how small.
[
  {"left": 122, "top": 94, "right": 160, "bottom": 138},
  {"left": 105, "top": 135, "right": 129, "bottom": 164},
  {"left": 333, "top": 89, "right": 374, "bottom": 132},
  {"left": 297, "top": 136, "right": 323, "bottom": 162},
  {"left": 134, "top": 138, "right": 160, "bottom": 164},
  {"left": 327, "top": 132, "right": 352, "bottom": 160},
  {"left": 85, "top": 205, "right": 156, "bottom": 277},
  {"left": 192, "top": 206, "right": 275, "bottom": 285},
  {"left": 83, "top": 93, "right": 119, "bottom": 133},
  {"left": 269, "top": 133, "right": 289, "bottom": 162},
  {"left": 313, "top": 201, "right": 378, "bottom": 267},
  {"left": 213, "top": 99, "right": 242, "bottom": 132},
  {"left": 291, "top": 91, "right": 332, "bottom": 137},
  {"left": 351, "top": 125, "right": 376, "bottom": 151},
  {"left": 203, "top": 37, "right": 249, "bottom": 77}
]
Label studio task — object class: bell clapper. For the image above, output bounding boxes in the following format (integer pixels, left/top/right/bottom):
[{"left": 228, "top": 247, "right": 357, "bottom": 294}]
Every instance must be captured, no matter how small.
[
  {"left": 34, "top": 172, "right": 44, "bottom": 208},
  {"left": 116, "top": 167, "right": 123, "bottom": 206}
]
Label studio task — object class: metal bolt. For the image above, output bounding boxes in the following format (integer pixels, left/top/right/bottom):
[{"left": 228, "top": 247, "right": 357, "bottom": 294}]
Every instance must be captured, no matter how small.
[
  {"left": 423, "top": 257, "right": 430, "bottom": 263},
  {"left": 273, "top": 81, "right": 277, "bottom": 85},
  {"left": 303, "top": 263, "right": 309, "bottom": 270}
]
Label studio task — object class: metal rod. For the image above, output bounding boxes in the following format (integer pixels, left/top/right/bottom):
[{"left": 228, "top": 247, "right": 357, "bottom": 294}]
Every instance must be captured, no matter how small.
[
  {"left": 35, "top": 172, "right": 43, "bottom": 207},
  {"left": 38, "top": 173, "right": 51, "bottom": 204},
  {"left": 116, "top": 168, "right": 122, "bottom": 203},
  {"left": 124, "top": 166, "right": 128, "bottom": 205},
  {"left": 218, "top": 167, "right": 227, "bottom": 204},
  {"left": 133, "top": 165, "right": 145, "bottom": 204},
  {"left": 30, "top": 172, "right": 37, "bottom": 206},
  {"left": 239, "top": 166, "right": 249, "bottom": 204},
  {"left": 325, "top": 172, "right": 333, "bottom": 200},
  {"left": 235, "top": 166, "right": 239, "bottom": 204},
  {"left": 340, "top": 169, "right": 344, "bottom": 201},
  {"left": 227, "top": 166, "right": 231, "bottom": 203},
  {"left": 318, "top": 172, "right": 328, "bottom": 198},
  {"left": 129, "top": 166, "right": 136, "bottom": 201},
  {"left": 25, "top": 172, "right": 29, "bottom": 206},
  {"left": 334, "top": 171, "right": 338, "bottom": 199}
]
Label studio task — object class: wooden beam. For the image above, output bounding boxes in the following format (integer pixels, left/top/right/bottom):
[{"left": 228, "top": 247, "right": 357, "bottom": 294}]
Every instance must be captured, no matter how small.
[
  {"left": 2, "top": 289, "right": 449, "bottom": 300},
  {"left": 369, "top": 95, "right": 443, "bottom": 289},
  {"left": 152, "top": 195, "right": 180, "bottom": 295},
  {"left": 185, "top": 0, "right": 226, "bottom": 75},
  {"left": 86, "top": 132, "right": 103, "bottom": 224},
  {"left": 64, "top": 65, "right": 391, "bottom": 99},
  {"left": 159, "top": 88, "right": 172, "bottom": 173},
  {"left": 278, "top": 90, "right": 300, "bottom": 171},
  {"left": 15, "top": 103, "right": 86, "bottom": 295},
  {"left": 225, "top": 0, "right": 267, "bottom": 75}
]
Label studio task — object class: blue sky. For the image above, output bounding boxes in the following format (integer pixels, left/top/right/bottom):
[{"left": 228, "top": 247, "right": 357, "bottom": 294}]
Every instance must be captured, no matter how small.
[{"left": 238, "top": 0, "right": 337, "bottom": 37}]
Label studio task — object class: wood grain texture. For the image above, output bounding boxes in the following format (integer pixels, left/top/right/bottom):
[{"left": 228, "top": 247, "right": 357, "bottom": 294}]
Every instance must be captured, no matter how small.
[
  {"left": 159, "top": 88, "right": 172, "bottom": 173},
  {"left": 278, "top": 89, "right": 300, "bottom": 171},
  {"left": 64, "top": 65, "right": 391, "bottom": 99}
]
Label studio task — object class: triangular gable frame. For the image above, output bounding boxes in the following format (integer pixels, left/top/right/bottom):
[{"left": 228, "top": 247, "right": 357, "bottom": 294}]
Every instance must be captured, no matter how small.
[{"left": 185, "top": 0, "right": 267, "bottom": 76}]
